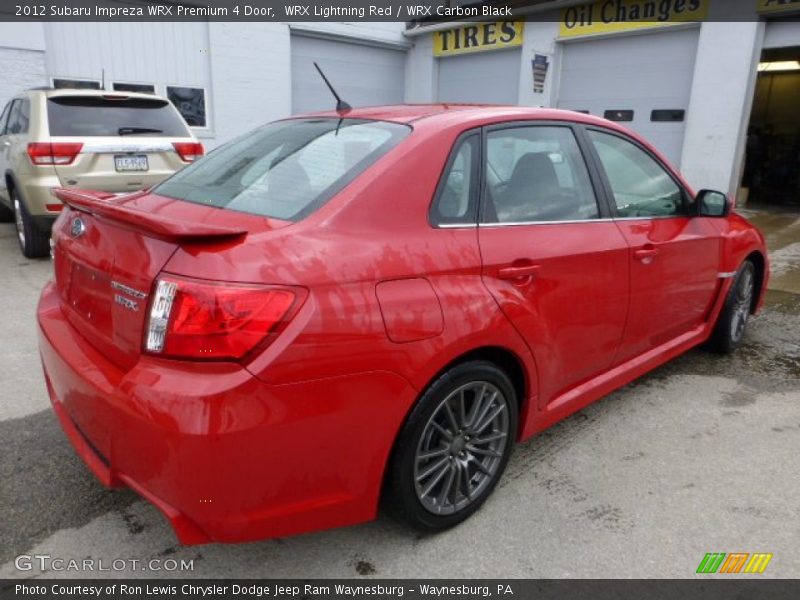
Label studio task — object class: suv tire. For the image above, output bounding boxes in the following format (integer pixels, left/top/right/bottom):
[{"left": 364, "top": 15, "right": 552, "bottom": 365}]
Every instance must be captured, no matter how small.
[{"left": 13, "top": 190, "right": 50, "bottom": 259}]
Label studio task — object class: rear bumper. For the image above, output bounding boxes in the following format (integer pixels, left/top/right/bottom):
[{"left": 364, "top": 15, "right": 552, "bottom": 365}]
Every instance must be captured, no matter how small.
[
  {"left": 37, "top": 281, "right": 416, "bottom": 544},
  {"left": 17, "top": 171, "right": 173, "bottom": 220},
  {"left": 17, "top": 173, "right": 64, "bottom": 219}
]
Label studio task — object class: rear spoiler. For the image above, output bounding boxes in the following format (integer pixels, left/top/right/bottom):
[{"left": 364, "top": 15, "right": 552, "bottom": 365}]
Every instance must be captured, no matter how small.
[{"left": 52, "top": 188, "right": 247, "bottom": 242}]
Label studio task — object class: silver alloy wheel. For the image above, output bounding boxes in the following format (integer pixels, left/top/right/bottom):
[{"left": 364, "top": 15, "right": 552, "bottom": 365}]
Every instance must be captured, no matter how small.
[
  {"left": 730, "top": 268, "right": 754, "bottom": 343},
  {"left": 13, "top": 197, "right": 25, "bottom": 248},
  {"left": 414, "top": 381, "right": 509, "bottom": 515}
]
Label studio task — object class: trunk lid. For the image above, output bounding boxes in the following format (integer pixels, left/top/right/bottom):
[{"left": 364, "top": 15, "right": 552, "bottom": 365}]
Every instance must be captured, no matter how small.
[{"left": 51, "top": 189, "right": 290, "bottom": 370}]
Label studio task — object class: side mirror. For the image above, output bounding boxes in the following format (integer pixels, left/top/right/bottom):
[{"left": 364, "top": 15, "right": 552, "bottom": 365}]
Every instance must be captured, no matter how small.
[{"left": 696, "top": 189, "right": 731, "bottom": 217}]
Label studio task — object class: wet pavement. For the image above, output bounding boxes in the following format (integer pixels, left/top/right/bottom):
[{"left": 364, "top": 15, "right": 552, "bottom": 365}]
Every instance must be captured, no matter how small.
[
  {"left": 0, "top": 205, "right": 798, "bottom": 579},
  {"left": 740, "top": 203, "right": 800, "bottom": 295}
]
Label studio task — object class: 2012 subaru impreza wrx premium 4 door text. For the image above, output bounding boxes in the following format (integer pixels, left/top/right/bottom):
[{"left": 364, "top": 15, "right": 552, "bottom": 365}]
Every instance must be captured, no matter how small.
[{"left": 38, "top": 105, "right": 769, "bottom": 544}]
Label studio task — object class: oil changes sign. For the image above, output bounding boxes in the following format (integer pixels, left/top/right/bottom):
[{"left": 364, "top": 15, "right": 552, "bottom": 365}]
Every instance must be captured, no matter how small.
[
  {"left": 434, "top": 22, "right": 523, "bottom": 57},
  {"left": 757, "top": 0, "right": 800, "bottom": 14},
  {"left": 560, "top": 0, "right": 709, "bottom": 38}
]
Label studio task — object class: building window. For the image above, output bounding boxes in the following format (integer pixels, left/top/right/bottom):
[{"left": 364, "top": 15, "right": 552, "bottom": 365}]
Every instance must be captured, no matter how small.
[
  {"left": 651, "top": 109, "right": 685, "bottom": 122},
  {"left": 166, "top": 86, "right": 206, "bottom": 128},
  {"left": 53, "top": 78, "right": 101, "bottom": 90},
  {"left": 604, "top": 110, "right": 634, "bottom": 122},
  {"left": 113, "top": 82, "right": 156, "bottom": 94}
]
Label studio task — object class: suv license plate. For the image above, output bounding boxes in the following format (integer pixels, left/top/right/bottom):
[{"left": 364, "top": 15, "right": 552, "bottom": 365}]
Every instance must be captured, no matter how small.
[{"left": 114, "top": 155, "right": 149, "bottom": 172}]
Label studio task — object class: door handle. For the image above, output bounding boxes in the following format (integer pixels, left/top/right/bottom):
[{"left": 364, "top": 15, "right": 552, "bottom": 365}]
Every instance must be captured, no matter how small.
[
  {"left": 498, "top": 262, "right": 541, "bottom": 281},
  {"left": 634, "top": 246, "right": 660, "bottom": 263}
]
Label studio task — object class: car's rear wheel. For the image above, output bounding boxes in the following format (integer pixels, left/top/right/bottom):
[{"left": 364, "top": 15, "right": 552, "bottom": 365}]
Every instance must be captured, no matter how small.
[
  {"left": 387, "top": 360, "right": 517, "bottom": 531},
  {"left": 708, "top": 260, "right": 756, "bottom": 354},
  {"left": 13, "top": 191, "right": 50, "bottom": 259}
]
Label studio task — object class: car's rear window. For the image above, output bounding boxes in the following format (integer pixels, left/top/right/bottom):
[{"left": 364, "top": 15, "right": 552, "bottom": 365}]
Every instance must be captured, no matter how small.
[
  {"left": 154, "top": 118, "right": 411, "bottom": 221},
  {"left": 47, "top": 96, "right": 191, "bottom": 137}
]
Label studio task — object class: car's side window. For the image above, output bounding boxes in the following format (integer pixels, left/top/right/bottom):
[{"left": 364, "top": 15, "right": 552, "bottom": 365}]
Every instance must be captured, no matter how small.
[
  {"left": 16, "top": 99, "right": 30, "bottom": 134},
  {"left": 5, "top": 101, "right": 22, "bottom": 135},
  {"left": 588, "top": 129, "right": 686, "bottom": 218},
  {"left": 0, "top": 102, "right": 11, "bottom": 136},
  {"left": 431, "top": 134, "right": 480, "bottom": 226},
  {"left": 482, "top": 126, "right": 599, "bottom": 224}
]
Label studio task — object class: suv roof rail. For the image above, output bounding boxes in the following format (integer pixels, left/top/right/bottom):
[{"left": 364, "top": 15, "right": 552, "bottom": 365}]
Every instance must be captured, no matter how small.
[{"left": 27, "top": 86, "right": 54, "bottom": 91}]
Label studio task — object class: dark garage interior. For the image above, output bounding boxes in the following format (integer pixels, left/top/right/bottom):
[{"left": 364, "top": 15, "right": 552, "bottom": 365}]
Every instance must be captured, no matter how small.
[{"left": 743, "top": 45, "right": 800, "bottom": 208}]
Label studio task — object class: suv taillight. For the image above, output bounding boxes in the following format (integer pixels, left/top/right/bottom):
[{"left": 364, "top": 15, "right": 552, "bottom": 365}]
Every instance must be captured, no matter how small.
[
  {"left": 27, "top": 142, "right": 83, "bottom": 166},
  {"left": 145, "top": 276, "right": 299, "bottom": 360},
  {"left": 172, "top": 142, "right": 204, "bottom": 163}
]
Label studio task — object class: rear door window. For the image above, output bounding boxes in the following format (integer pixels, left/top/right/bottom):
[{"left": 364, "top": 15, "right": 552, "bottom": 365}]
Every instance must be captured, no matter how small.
[
  {"left": 483, "top": 126, "right": 600, "bottom": 223},
  {"left": 155, "top": 118, "right": 410, "bottom": 222},
  {"left": 430, "top": 134, "right": 480, "bottom": 226},
  {"left": 47, "top": 96, "right": 191, "bottom": 137},
  {"left": 17, "top": 99, "right": 30, "bottom": 134},
  {"left": 5, "top": 101, "right": 23, "bottom": 135}
]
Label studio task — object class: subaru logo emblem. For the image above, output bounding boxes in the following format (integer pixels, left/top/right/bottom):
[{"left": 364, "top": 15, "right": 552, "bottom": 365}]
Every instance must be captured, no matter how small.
[{"left": 70, "top": 217, "right": 86, "bottom": 238}]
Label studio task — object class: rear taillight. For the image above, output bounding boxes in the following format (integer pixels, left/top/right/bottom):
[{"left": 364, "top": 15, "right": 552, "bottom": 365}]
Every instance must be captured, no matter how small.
[
  {"left": 27, "top": 142, "right": 83, "bottom": 166},
  {"left": 145, "top": 275, "right": 299, "bottom": 360},
  {"left": 172, "top": 142, "right": 204, "bottom": 163}
]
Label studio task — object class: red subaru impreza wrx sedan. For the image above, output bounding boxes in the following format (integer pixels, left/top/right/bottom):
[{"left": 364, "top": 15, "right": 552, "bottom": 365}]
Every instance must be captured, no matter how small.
[{"left": 38, "top": 105, "right": 768, "bottom": 544}]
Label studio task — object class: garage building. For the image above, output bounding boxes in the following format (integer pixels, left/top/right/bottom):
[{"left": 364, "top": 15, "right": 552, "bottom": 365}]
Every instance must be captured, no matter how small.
[
  {"left": 405, "top": 0, "right": 800, "bottom": 204},
  {"left": 0, "top": 21, "right": 409, "bottom": 150}
]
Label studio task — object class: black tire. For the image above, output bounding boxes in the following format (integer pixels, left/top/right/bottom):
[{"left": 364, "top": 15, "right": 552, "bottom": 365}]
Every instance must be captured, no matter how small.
[
  {"left": 13, "top": 189, "right": 50, "bottom": 259},
  {"left": 707, "top": 260, "right": 756, "bottom": 354},
  {"left": 387, "top": 360, "right": 518, "bottom": 531}
]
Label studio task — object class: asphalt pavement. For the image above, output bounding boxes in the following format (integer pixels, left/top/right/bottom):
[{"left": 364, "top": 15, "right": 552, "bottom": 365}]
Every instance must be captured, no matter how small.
[{"left": 1, "top": 207, "right": 798, "bottom": 579}]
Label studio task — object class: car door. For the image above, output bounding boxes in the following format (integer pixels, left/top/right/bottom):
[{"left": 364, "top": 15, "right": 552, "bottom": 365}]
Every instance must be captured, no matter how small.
[
  {"left": 477, "top": 123, "right": 630, "bottom": 406},
  {"left": 0, "top": 100, "right": 14, "bottom": 204},
  {"left": 585, "top": 128, "right": 721, "bottom": 363}
]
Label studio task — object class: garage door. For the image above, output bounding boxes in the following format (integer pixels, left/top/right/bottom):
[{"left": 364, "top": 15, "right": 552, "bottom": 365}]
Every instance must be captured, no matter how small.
[
  {"left": 437, "top": 49, "right": 521, "bottom": 105},
  {"left": 557, "top": 28, "right": 699, "bottom": 165},
  {"left": 291, "top": 35, "right": 406, "bottom": 114}
]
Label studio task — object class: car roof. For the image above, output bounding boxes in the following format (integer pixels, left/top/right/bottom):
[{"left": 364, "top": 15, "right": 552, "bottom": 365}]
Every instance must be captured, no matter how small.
[
  {"left": 297, "top": 103, "right": 618, "bottom": 129},
  {"left": 28, "top": 88, "right": 168, "bottom": 101}
]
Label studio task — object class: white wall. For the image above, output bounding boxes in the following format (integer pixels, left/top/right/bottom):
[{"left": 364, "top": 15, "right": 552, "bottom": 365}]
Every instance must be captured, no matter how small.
[
  {"left": 0, "top": 23, "right": 47, "bottom": 112},
  {"left": 763, "top": 20, "right": 800, "bottom": 49},
  {"left": 289, "top": 22, "right": 407, "bottom": 46},
  {"left": 517, "top": 20, "right": 561, "bottom": 107},
  {"left": 0, "top": 48, "right": 47, "bottom": 113},
  {"left": 404, "top": 34, "right": 436, "bottom": 103},
  {"left": 208, "top": 22, "right": 406, "bottom": 148},
  {"left": 0, "top": 23, "right": 45, "bottom": 51},
  {"left": 680, "top": 22, "right": 765, "bottom": 195},
  {"left": 44, "top": 22, "right": 210, "bottom": 90},
  {"left": 207, "top": 23, "right": 292, "bottom": 148}
]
